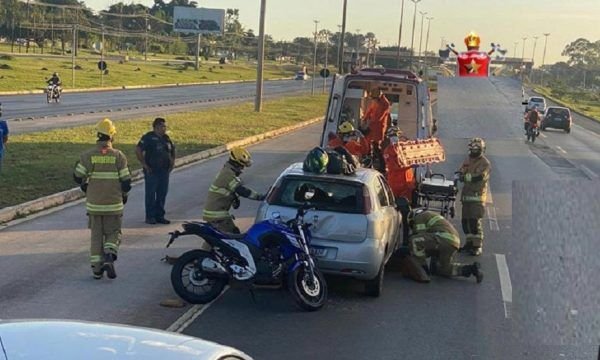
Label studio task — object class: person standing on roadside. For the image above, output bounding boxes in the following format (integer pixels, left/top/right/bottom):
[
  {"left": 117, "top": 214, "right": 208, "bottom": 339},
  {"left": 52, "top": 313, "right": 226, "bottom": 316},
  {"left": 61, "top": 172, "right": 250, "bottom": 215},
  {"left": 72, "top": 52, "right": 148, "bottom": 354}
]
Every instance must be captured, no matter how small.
[
  {"left": 0, "top": 103, "right": 9, "bottom": 174},
  {"left": 136, "top": 117, "right": 176, "bottom": 225}
]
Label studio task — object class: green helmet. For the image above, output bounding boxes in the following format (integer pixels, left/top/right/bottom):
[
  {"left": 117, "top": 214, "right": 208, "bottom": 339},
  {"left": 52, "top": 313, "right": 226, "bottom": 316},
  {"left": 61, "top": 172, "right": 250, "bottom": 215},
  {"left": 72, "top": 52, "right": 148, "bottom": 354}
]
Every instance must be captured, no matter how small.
[{"left": 303, "top": 147, "right": 329, "bottom": 174}]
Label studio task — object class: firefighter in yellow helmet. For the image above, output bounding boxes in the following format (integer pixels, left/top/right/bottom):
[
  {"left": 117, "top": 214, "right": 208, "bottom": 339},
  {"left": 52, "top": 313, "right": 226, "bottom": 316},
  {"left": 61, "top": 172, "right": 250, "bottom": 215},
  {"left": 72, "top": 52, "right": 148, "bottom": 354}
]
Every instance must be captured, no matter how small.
[
  {"left": 73, "top": 118, "right": 131, "bottom": 280},
  {"left": 202, "top": 147, "right": 265, "bottom": 234},
  {"left": 457, "top": 137, "right": 491, "bottom": 256}
]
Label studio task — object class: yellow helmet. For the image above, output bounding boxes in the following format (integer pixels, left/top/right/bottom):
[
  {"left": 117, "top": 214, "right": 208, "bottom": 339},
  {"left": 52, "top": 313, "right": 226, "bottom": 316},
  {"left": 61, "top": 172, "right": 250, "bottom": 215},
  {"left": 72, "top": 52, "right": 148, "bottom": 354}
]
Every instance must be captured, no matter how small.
[
  {"left": 230, "top": 146, "right": 252, "bottom": 167},
  {"left": 468, "top": 137, "right": 485, "bottom": 152},
  {"left": 338, "top": 121, "right": 355, "bottom": 134},
  {"left": 96, "top": 118, "right": 116, "bottom": 137},
  {"left": 464, "top": 31, "right": 481, "bottom": 48}
]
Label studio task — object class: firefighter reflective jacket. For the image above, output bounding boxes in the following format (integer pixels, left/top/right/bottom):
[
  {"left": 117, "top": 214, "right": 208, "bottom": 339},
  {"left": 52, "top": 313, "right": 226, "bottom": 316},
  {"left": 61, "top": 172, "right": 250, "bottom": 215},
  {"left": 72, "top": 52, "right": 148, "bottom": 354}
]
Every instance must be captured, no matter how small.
[
  {"left": 362, "top": 95, "right": 391, "bottom": 144},
  {"left": 459, "top": 155, "right": 491, "bottom": 203},
  {"left": 412, "top": 211, "right": 460, "bottom": 249},
  {"left": 74, "top": 141, "right": 131, "bottom": 215}
]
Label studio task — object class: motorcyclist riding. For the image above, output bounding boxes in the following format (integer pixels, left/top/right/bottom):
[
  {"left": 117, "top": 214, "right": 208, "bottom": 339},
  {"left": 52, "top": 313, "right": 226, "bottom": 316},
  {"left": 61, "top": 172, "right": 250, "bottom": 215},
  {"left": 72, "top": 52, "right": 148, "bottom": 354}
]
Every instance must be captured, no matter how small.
[
  {"left": 47, "top": 72, "right": 62, "bottom": 98},
  {"left": 524, "top": 105, "right": 540, "bottom": 135}
]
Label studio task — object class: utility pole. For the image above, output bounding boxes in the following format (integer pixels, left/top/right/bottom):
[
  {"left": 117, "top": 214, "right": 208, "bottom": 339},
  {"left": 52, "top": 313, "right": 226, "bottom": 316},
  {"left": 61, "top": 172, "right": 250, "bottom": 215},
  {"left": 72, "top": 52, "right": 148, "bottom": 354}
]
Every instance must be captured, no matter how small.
[
  {"left": 101, "top": 26, "right": 105, "bottom": 87},
  {"left": 541, "top": 33, "right": 550, "bottom": 85},
  {"left": 521, "top": 37, "right": 527, "bottom": 81},
  {"left": 424, "top": 16, "right": 433, "bottom": 59},
  {"left": 323, "top": 31, "right": 329, "bottom": 94},
  {"left": 255, "top": 0, "right": 266, "bottom": 112},
  {"left": 409, "top": 0, "right": 422, "bottom": 67},
  {"left": 531, "top": 35, "right": 538, "bottom": 83},
  {"left": 513, "top": 41, "right": 518, "bottom": 58},
  {"left": 336, "top": 24, "right": 342, "bottom": 71},
  {"left": 396, "top": 0, "right": 405, "bottom": 68},
  {"left": 71, "top": 24, "right": 76, "bottom": 88},
  {"left": 144, "top": 13, "right": 149, "bottom": 62},
  {"left": 311, "top": 20, "right": 319, "bottom": 96},
  {"left": 355, "top": 29, "right": 360, "bottom": 68},
  {"left": 418, "top": 11, "right": 427, "bottom": 58},
  {"left": 338, "top": 0, "right": 347, "bottom": 73}
]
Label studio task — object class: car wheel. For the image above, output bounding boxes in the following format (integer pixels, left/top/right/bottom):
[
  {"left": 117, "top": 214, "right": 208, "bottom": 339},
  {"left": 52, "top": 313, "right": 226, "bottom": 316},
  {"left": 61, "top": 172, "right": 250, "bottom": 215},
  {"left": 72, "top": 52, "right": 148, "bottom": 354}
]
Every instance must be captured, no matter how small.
[{"left": 364, "top": 263, "right": 385, "bottom": 297}]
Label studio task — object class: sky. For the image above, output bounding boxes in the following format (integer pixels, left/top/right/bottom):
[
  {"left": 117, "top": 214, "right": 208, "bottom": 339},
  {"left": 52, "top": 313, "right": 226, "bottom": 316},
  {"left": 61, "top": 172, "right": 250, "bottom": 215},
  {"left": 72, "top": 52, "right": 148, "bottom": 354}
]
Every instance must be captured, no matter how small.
[{"left": 85, "top": 0, "right": 600, "bottom": 65}]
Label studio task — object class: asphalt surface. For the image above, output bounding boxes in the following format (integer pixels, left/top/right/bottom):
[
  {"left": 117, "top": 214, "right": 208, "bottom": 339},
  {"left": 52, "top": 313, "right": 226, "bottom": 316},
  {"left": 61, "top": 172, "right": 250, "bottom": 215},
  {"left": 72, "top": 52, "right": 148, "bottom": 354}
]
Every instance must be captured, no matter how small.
[
  {"left": 1, "top": 78, "right": 331, "bottom": 134},
  {"left": 0, "top": 76, "right": 598, "bottom": 359}
]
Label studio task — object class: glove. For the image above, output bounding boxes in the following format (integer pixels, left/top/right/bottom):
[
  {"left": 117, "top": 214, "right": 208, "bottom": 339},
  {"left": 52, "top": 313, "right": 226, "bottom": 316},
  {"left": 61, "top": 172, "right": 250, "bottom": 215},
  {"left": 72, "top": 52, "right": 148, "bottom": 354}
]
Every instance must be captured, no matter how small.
[
  {"left": 80, "top": 183, "right": 88, "bottom": 193},
  {"left": 232, "top": 196, "right": 240, "bottom": 209},
  {"left": 464, "top": 173, "right": 472, "bottom": 182},
  {"left": 122, "top": 195, "right": 128, "bottom": 204}
]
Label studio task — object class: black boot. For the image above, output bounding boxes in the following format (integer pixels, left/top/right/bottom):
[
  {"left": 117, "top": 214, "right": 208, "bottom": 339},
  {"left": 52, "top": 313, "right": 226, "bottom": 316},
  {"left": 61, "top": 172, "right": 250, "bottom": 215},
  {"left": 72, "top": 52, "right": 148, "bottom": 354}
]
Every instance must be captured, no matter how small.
[
  {"left": 471, "top": 262, "right": 483, "bottom": 283},
  {"left": 102, "top": 253, "right": 117, "bottom": 279}
]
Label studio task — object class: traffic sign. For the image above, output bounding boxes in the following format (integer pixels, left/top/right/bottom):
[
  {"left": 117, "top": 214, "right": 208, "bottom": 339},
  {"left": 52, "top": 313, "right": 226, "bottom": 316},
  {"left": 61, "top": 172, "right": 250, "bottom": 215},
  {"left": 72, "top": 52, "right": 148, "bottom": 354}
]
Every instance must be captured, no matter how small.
[
  {"left": 98, "top": 61, "right": 107, "bottom": 71},
  {"left": 319, "top": 68, "right": 330, "bottom": 78}
]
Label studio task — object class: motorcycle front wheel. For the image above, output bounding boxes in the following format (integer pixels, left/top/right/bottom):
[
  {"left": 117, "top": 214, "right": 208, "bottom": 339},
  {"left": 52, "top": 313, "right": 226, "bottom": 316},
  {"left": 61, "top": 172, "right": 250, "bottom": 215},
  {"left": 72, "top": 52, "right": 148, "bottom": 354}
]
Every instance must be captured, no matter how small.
[
  {"left": 171, "top": 250, "right": 228, "bottom": 304},
  {"left": 287, "top": 265, "right": 327, "bottom": 311}
]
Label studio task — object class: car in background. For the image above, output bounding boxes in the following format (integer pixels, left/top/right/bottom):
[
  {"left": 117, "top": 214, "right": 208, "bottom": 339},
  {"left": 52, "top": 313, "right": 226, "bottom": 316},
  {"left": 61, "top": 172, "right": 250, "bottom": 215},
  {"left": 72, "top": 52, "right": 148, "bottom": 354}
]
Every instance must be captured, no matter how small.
[
  {"left": 0, "top": 320, "right": 253, "bottom": 360},
  {"left": 523, "top": 96, "right": 547, "bottom": 113},
  {"left": 255, "top": 163, "right": 402, "bottom": 297},
  {"left": 542, "top": 106, "right": 572, "bottom": 133},
  {"left": 294, "top": 71, "right": 308, "bottom": 80}
]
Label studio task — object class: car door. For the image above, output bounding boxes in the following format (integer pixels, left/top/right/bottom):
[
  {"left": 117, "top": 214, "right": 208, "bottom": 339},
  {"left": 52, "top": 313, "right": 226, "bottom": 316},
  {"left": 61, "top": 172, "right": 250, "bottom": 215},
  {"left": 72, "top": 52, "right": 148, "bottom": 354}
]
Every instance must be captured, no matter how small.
[
  {"left": 371, "top": 176, "right": 394, "bottom": 259},
  {"left": 378, "top": 176, "right": 401, "bottom": 256}
]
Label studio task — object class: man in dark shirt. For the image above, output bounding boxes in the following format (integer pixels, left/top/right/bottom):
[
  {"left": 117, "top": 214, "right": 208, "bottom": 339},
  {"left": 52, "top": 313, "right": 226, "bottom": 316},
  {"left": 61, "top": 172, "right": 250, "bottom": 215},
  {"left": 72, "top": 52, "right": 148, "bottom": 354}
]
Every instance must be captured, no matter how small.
[{"left": 136, "top": 118, "right": 176, "bottom": 224}]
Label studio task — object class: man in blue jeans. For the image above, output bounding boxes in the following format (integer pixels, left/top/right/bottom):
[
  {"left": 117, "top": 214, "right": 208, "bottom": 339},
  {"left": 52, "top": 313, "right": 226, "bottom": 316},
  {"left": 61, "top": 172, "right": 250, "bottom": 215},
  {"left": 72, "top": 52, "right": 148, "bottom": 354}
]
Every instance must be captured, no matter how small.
[
  {"left": 0, "top": 103, "right": 9, "bottom": 174},
  {"left": 135, "top": 118, "right": 176, "bottom": 224}
]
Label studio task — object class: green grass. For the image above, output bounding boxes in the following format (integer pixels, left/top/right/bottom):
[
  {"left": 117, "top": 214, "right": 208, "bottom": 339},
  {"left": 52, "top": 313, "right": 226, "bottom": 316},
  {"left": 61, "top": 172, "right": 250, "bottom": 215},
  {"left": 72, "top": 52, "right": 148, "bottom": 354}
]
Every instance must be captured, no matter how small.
[
  {"left": 0, "top": 52, "right": 297, "bottom": 91},
  {"left": 0, "top": 94, "right": 327, "bottom": 209},
  {"left": 533, "top": 86, "right": 600, "bottom": 122}
]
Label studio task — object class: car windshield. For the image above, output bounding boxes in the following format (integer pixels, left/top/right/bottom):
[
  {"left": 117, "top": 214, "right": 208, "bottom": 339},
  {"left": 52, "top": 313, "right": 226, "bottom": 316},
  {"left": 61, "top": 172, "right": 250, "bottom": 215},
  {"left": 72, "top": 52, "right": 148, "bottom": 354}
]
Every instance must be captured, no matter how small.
[
  {"left": 531, "top": 98, "right": 544, "bottom": 103},
  {"left": 268, "top": 176, "right": 364, "bottom": 214}
]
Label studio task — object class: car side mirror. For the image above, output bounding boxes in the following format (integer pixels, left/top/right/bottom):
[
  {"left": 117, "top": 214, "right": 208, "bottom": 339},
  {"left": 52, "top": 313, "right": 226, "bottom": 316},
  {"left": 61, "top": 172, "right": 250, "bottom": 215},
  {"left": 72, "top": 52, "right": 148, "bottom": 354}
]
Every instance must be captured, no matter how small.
[{"left": 521, "top": 100, "right": 528, "bottom": 105}]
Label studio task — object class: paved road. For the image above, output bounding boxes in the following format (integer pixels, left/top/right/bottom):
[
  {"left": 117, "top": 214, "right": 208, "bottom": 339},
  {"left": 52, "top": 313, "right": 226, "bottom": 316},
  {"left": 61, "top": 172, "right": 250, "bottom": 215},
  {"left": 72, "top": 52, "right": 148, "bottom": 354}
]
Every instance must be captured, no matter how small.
[
  {"left": 1, "top": 78, "right": 331, "bottom": 134},
  {"left": 1, "top": 77, "right": 598, "bottom": 359}
]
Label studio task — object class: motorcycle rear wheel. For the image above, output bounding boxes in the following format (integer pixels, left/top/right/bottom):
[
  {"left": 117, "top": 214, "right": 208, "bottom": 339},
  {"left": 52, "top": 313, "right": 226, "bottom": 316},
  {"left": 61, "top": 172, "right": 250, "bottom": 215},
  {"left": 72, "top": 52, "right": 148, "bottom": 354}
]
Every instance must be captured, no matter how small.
[
  {"left": 171, "top": 250, "right": 228, "bottom": 304},
  {"left": 288, "top": 265, "right": 327, "bottom": 311}
]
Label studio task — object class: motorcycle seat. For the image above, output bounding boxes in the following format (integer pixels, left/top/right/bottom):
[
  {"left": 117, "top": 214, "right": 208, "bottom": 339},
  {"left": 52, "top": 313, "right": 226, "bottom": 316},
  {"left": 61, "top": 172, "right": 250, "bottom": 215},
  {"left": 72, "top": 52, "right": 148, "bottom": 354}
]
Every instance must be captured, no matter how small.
[{"left": 217, "top": 231, "right": 246, "bottom": 240}]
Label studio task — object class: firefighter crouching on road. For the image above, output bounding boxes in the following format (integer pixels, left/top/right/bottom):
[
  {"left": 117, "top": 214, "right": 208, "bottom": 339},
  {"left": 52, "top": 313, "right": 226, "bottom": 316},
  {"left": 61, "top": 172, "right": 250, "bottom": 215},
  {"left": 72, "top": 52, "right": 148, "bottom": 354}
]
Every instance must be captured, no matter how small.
[
  {"left": 327, "top": 121, "right": 371, "bottom": 158},
  {"left": 457, "top": 137, "right": 491, "bottom": 256},
  {"left": 382, "top": 127, "right": 416, "bottom": 203},
  {"left": 406, "top": 208, "right": 483, "bottom": 283},
  {"left": 202, "top": 147, "right": 265, "bottom": 235},
  {"left": 73, "top": 118, "right": 131, "bottom": 280}
]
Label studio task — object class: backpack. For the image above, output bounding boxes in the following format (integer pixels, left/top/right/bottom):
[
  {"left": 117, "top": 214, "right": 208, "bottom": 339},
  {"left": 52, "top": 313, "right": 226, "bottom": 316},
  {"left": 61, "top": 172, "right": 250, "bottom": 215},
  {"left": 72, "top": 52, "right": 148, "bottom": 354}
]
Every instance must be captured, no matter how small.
[{"left": 326, "top": 147, "right": 357, "bottom": 175}]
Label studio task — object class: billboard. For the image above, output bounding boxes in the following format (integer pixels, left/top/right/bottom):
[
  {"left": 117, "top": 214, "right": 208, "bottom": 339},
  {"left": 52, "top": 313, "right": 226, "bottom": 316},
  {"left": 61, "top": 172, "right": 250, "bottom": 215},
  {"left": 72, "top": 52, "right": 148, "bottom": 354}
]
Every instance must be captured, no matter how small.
[{"left": 173, "top": 6, "right": 225, "bottom": 35}]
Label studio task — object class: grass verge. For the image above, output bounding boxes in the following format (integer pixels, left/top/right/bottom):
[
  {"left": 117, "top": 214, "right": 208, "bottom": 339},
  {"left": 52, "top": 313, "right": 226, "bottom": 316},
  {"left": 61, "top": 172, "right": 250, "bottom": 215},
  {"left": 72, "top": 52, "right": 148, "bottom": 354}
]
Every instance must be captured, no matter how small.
[
  {"left": 0, "top": 94, "right": 327, "bottom": 209},
  {"left": 0, "top": 53, "right": 297, "bottom": 91},
  {"left": 532, "top": 86, "right": 600, "bottom": 122}
]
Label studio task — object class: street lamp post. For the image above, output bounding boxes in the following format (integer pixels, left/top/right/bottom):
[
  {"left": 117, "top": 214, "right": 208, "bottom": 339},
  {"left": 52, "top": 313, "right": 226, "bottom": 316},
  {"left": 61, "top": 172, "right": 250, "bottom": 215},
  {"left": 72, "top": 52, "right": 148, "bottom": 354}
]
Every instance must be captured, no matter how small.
[
  {"left": 255, "top": 0, "right": 266, "bottom": 112},
  {"left": 417, "top": 10, "right": 427, "bottom": 58},
  {"left": 424, "top": 16, "right": 433, "bottom": 61},
  {"left": 396, "top": 0, "right": 405, "bottom": 68},
  {"left": 336, "top": 24, "right": 342, "bottom": 70},
  {"left": 513, "top": 41, "right": 518, "bottom": 58},
  {"left": 322, "top": 30, "right": 329, "bottom": 93},
  {"left": 312, "top": 20, "right": 319, "bottom": 96},
  {"left": 355, "top": 29, "right": 360, "bottom": 68},
  {"left": 338, "top": 0, "right": 347, "bottom": 74},
  {"left": 541, "top": 33, "right": 550, "bottom": 85},
  {"left": 521, "top": 37, "right": 527, "bottom": 81},
  {"left": 531, "top": 35, "right": 538, "bottom": 83},
  {"left": 409, "top": 0, "right": 422, "bottom": 68}
]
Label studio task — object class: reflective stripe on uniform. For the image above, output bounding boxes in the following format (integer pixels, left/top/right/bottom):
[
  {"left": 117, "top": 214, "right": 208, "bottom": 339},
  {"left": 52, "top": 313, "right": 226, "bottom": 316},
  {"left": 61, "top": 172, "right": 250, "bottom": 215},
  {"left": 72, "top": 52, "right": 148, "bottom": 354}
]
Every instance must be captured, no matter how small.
[
  {"left": 426, "top": 215, "right": 444, "bottom": 228},
  {"left": 415, "top": 224, "right": 426, "bottom": 231},
  {"left": 202, "top": 209, "right": 231, "bottom": 219},
  {"left": 118, "top": 168, "right": 131, "bottom": 179},
  {"left": 104, "top": 242, "right": 119, "bottom": 252},
  {"left": 435, "top": 232, "right": 460, "bottom": 247},
  {"left": 90, "top": 171, "right": 120, "bottom": 180},
  {"left": 227, "top": 178, "right": 240, "bottom": 191},
  {"left": 462, "top": 195, "right": 483, "bottom": 202},
  {"left": 89, "top": 255, "right": 103, "bottom": 263},
  {"left": 75, "top": 163, "right": 88, "bottom": 177},
  {"left": 86, "top": 202, "right": 124, "bottom": 212},
  {"left": 209, "top": 185, "right": 231, "bottom": 197}
]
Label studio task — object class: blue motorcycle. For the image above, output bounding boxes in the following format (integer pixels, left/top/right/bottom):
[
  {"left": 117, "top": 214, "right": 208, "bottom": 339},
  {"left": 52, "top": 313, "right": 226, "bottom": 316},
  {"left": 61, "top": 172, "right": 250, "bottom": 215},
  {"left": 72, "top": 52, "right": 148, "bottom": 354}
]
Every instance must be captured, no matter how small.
[{"left": 166, "top": 188, "right": 327, "bottom": 311}]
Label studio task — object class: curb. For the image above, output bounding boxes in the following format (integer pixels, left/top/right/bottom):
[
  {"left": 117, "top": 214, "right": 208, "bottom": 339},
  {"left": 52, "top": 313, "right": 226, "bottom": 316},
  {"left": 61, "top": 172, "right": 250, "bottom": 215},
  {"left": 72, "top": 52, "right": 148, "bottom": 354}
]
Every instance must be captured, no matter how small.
[
  {"left": 0, "top": 77, "right": 293, "bottom": 96},
  {"left": 0, "top": 117, "right": 322, "bottom": 225}
]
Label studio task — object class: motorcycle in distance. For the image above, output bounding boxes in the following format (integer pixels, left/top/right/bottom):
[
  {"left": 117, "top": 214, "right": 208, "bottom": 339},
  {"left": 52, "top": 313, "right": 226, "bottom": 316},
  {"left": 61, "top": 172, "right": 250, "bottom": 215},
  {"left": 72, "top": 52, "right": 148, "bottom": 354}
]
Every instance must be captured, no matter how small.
[
  {"left": 166, "top": 186, "right": 328, "bottom": 311},
  {"left": 46, "top": 82, "right": 61, "bottom": 103},
  {"left": 525, "top": 120, "right": 539, "bottom": 143}
]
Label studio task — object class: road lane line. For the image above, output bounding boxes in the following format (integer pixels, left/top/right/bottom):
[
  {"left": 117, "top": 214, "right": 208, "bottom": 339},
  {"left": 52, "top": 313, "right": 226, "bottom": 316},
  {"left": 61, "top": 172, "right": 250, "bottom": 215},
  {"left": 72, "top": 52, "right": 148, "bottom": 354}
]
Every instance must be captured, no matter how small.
[
  {"left": 166, "top": 286, "right": 230, "bottom": 333},
  {"left": 579, "top": 165, "right": 599, "bottom": 179},
  {"left": 556, "top": 145, "right": 567, "bottom": 154},
  {"left": 495, "top": 254, "right": 512, "bottom": 319}
]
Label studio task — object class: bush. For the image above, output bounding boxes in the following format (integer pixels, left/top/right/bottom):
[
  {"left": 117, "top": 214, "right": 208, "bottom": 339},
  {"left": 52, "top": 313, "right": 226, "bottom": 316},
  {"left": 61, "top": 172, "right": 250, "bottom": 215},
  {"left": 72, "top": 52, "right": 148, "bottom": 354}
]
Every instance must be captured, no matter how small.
[
  {"left": 0, "top": 55, "right": 14, "bottom": 60},
  {"left": 0, "top": 64, "right": 12, "bottom": 70},
  {"left": 149, "top": 43, "right": 165, "bottom": 53}
]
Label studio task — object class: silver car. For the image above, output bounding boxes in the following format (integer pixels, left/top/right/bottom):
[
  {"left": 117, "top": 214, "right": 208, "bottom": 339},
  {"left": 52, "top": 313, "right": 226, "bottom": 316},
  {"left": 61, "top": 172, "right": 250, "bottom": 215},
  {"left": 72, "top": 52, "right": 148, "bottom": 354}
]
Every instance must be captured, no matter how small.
[{"left": 256, "top": 163, "right": 402, "bottom": 297}]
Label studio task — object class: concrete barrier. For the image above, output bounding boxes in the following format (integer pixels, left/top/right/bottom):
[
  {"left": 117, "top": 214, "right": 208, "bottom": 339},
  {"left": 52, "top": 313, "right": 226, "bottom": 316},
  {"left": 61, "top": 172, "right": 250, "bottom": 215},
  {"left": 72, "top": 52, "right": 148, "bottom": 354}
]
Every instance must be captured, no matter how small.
[{"left": 0, "top": 117, "right": 322, "bottom": 225}]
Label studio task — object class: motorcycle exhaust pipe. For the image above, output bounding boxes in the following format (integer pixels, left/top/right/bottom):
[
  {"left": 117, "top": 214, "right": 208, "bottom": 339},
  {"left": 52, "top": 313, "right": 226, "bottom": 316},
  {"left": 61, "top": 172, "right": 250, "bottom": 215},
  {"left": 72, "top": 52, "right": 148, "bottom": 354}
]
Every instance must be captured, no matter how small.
[{"left": 201, "top": 258, "right": 229, "bottom": 277}]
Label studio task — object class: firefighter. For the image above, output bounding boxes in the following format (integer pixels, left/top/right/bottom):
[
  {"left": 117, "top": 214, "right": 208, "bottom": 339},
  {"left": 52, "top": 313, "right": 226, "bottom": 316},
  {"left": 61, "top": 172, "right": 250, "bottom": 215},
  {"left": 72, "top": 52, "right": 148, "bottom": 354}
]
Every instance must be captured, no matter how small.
[
  {"left": 406, "top": 208, "right": 483, "bottom": 283},
  {"left": 202, "top": 147, "right": 265, "bottom": 234},
  {"left": 361, "top": 88, "right": 391, "bottom": 152},
  {"left": 457, "top": 137, "right": 491, "bottom": 256},
  {"left": 382, "top": 127, "right": 416, "bottom": 202},
  {"left": 73, "top": 118, "right": 131, "bottom": 280},
  {"left": 327, "top": 121, "right": 370, "bottom": 158}
]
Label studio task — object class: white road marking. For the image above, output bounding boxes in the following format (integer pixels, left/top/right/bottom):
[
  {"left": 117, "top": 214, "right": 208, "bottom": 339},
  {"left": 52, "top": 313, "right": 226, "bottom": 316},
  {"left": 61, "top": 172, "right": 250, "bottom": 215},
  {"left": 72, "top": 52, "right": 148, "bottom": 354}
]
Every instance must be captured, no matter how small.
[
  {"left": 495, "top": 254, "right": 513, "bottom": 319},
  {"left": 556, "top": 145, "right": 567, "bottom": 154},
  {"left": 539, "top": 133, "right": 547, "bottom": 138},
  {"left": 579, "top": 165, "right": 599, "bottom": 179},
  {"left": 166, "top": 286, "right": 229, "bottom": 333}
]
